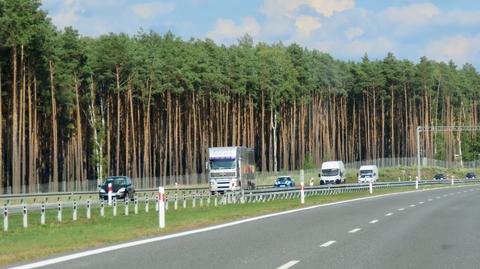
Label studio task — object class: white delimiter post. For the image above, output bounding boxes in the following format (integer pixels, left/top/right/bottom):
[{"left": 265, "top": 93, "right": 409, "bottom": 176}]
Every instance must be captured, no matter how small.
[
  {"left": 300, "top": 169, "right": 305, "bottom": 204},
  {"left": 4, "top": 204, "right": 8, "bottom": 232},
  {"left": 369, "top": 181, "right": 373, "bottom": 194},
  {"left": 451, "top": 176, "right": 454, "bottom": 185},
  {"left": 107, "top": 183, "right": 113, "bottom": 206},
  {"left": 415, "top": 176, "right": 419, "bottom": 190},
  {"left": 159, "top": 187, "right": 165, "bottom": 229}
]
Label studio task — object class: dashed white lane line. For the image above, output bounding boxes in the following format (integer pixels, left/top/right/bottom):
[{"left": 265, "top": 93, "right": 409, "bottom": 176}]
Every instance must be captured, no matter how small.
[
  {"left": 398, "top": 208, "right": 405, "bottom": 211},
  {"left": 428, "top": 199, "right": 433, "bottom": 202},
  {"left": 409, "top": 204, "right": 416, "bottom": 208},
  {"left": 320, "top": 241, "right": 336, "bottom": 247},
  {"left": 369, "top": 219, "right": 379, "bottom": 224},
  {"left": 385, "top": 213, "right": 393, "bottom": 216},
  {"left": 349, "top": 228, "right": 361, "bottom": 234},
  {"left": 464, "top": 191, "right": 468, "bottom": 193},
  {"left": 436, "top": 196, "right": 441, "bottom": 199},
  {"left": 443, "top": 194, "right": 448, "bottom": 197},
  {"left": 419, "top": 201, "right": 424, "bottom": 204},
  {"left": 277, "top": 260, "right": 299, "bottom": 269}
]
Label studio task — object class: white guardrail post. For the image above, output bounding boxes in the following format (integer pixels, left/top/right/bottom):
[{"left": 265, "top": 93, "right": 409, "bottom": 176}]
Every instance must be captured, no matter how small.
[
  {"left": 108, "top": 182, "right": 113, "bottom": 206},
  {"left": 159, "top": 187, "right": 165, "bottom": 229},
  {"left": 40, "top": 202, "right": 46, "bottom": 225},
  {"left": 300, "top": 169, "right": 305, "bottom": 204},
  {"left": 22, "top": 203, "right": 28, "bottom": 228},
  {"left": 4, "top": 204, "right": 8, "bottom": 232}
]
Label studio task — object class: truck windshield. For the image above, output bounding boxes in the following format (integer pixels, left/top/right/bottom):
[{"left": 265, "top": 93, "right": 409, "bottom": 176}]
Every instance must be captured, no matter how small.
[
  {"left": 322, "top": 169, "right": 339, "bottom": 176},
  {"left": 210, "top": 160, "right": 235, "bottom": 170},
  {"left": 360, "top": 170, "right": 373, "bottom": 175}
]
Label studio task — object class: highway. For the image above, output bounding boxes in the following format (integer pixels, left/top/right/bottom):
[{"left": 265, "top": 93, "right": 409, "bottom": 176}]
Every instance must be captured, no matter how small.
[{"left": 13, "top": 184, "right": 480, "bottom": 269}]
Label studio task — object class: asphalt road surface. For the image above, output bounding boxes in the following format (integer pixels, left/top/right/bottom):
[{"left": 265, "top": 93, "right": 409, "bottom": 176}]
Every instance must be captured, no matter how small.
[{"left": 13, "top": 184, "right": 480, "bottom": 269}]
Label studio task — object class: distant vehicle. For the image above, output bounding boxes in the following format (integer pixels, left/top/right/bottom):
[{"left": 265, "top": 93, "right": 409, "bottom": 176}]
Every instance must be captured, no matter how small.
[
  {"left": 274, "top": 176, "right": 295, "bottom": 187},
  {"left": 98, "top": 176, "right": 135, "bottom": 200},
  {"left": 319, "top": 161, "right": 345, "bottom": 185},
  {"left": 207, "top": 147, "right": 256, "bottom": 194},
  {"left": 465, "top": 172, "right": 476, "bottom": 180},
  {"left": 358, "top": 165, "right": 379, "bottom": 183},
  {"left": 433, "top": 173, "right": 446, "bottom": 181}
]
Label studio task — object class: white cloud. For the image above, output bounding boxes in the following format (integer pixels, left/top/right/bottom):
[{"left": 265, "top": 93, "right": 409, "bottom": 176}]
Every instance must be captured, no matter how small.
[
  {"left": 345, "top": 27, "right": 364, "bottom": 40},
  {"left": 426, "top": 35, "right": 480, "bottom": 64},
  {"left": 384, "top": 3, "right": 439, "bottom": 28},
  {"left": 206, "top": 16, "right": 261, "bottom": 43},
  {"left": 131, "top": 2, "right": 175, "bottom": 19},
  {"left": 261, "top": 0, "right": 354, "bottom": 18},
  {"left": 295, "top": 15, "right": 322, "bottom": 38}
]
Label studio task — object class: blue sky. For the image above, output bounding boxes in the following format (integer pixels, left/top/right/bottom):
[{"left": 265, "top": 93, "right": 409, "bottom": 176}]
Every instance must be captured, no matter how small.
[{"left": 41, "top": 0, "right": 480, "bottom": 68}]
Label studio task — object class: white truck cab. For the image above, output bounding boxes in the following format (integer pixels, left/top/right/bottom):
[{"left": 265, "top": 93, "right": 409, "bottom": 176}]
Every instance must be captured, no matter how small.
[
  {"left": 358, "top": 165, "right": 379, "bottom": 183},
  {"left": 319, "top": 161, "right": 345, "bottom": 185}
]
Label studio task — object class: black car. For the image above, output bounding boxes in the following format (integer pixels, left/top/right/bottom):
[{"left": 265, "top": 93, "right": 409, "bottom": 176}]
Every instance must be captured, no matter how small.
[
  {"left": 274, "top": 176, "right": 295, "bottom": 187},
  {"left": 433, "top": 173, "right": 446, "bottom": 181},
  {"left": 465, "top": 172, "right": 476, "bottom": 180},
  {"left": 98, "top": 176, "right": 135, "bottom": 200}
]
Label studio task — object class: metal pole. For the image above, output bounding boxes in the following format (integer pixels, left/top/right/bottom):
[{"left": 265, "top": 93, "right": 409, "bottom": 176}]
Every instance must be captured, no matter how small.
[{"left": 417, "top": 127, "right": 421, "bottom": 182}]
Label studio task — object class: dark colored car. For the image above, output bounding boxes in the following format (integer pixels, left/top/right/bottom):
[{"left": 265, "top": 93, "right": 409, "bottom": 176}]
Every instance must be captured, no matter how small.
[
  {"left": 433, "top": 173, "right": 446, "bottom": 181},
  {"left": 98, "top": 176, "right": 135, "bottom": 200},
  {"left": 465, "top": 172, "right": 476, "bottom": 180},
  {"left": 274, "top": 176, "right": 295, "bottom": 187}
]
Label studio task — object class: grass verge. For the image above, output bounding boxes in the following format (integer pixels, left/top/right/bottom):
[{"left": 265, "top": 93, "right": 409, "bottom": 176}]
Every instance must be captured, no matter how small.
[{"left": 0, "top": 183, "right": 473, "bottom": 266}]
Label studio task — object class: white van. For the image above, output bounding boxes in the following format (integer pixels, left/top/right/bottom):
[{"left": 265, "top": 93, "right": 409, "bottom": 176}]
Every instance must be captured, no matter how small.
[
  {"left": 358, "top": 165, "right": 379, "bottom": 183},
  {"left": 319, "top": 161, "right": 345, "bottom": 185}
]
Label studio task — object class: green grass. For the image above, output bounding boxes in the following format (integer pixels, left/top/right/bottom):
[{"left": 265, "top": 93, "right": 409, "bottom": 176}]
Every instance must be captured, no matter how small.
[{"left": 0, "top": 182, "right": 475, "bottom": 266}]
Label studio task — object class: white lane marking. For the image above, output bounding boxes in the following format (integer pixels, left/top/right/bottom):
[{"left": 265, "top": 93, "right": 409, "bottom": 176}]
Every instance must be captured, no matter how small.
[
  {"left": 457, "top": 192, "right": 461, "bottom": 194},
  {"left": 436, "top": 196, "right": 441, "bottom": 199},
  {"left": 277, "top": 260, "right": 299, "bottom": 269},
  {"left": 349, "top": 228, "right": 361, "bottom": 233},
  {"left": 398, "top": 208, "right": 405, "bottom": 211},
  {"left": 369, "top": 219, "right": 379, "bottom": 224},
  {"left": 16, "top": 186, "right": 472, "bottom": 269},
  {"left": 428, "top": 199, "right": 433, "bottom": 201},
  {"left": 443, "top": 194, "right": 448, "bottom": 197},
  {"left": 419, "top": 201, "right": 424, "bottom": 204},
  {"left": 464, "top": 191, "right": 468, "bottom": 193},
  {"left": 320, "top": 240, "right": 336, "bottom": 247},
  {"left": 409, "top": 204, "right": 416, "bottom": 208},
  {"left": 385, "top": 213, "right": 393, "bottom": 216}
]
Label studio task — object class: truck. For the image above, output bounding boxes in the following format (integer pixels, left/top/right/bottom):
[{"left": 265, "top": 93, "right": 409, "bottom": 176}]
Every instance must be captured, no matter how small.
[
  {"left": 357, "top": 165, "right": 379, "bottom": 183},
  {"left": 319, "top": 161, "right": 345, "bottom": 185},
  {"left": 207, "top": 147, "right": 256, "bottom": 194}
]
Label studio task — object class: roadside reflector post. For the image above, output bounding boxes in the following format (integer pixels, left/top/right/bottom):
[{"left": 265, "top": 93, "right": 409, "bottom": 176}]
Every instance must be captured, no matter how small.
[
  {"left": 300, "top": 169, "right": 305, "bottom": 204},
  {"left": 192, "top": 192, "right": 196, "bottom": 208},
  {"left": 183, "top": 192, "right": 186, "bottom": 209},
  {"left": 369, "top": 181, "right": 373, "bottom": 194},
  {"left": 23, "top": 204, "right": 28, "bottom": 228},
  {"left": 87, "top": 199, "right": 91, "bottom": 219},
  {"left": 73, "top": 200, "right": 78, "bottom": 221},
  {"left": 415, "top": 176, "right": 419, "bottom": 190},
  {"left": 4, "top": 204, "right": 8, "bottom": 232},
  {"left": 214, "top": 193, "right": 218, "bottom": 207},
  {"left": 174, "top": 192, "right": 178, "bottom": 210},
  {"left": 100, "top": 199, "right": 104, "bottom": 217},
  {"left": 134, "top": 196, "right": 138, "bottom": 214},
  {"left": 159, "top": 187, "right": 165, "bottom": 229},
  {"left": 40, "top": 202, "right": 46, "bottom": 225},
  {"left": 57, "top": 200, "right": 62, "bottom": 222},
  {"left": 107, "top": 183, "right": 113, "bottom": 206},
  {"left": 145, "top": 195, "right": 149, "bottom": 213},
  {"left": 200, "top": 191, "right": 204, "bottom": 207},
  {"left": 113, "top": 198, "right": 117, "bottom": 216},
  {"left": 155, "top": 195, "right": 159, "bottom": 212},
  {"left": 207, "top": 192, "right": 211, "bottom": 207},
  {"left": 125, "top": 198, "right": 129, "bottom": 216},
  {"left": 451, "top": 176, "right": 454, "bottom": 185}
]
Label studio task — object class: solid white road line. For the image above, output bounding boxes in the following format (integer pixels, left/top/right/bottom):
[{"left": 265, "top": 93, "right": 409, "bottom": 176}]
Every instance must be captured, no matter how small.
[
  {"left": 369, "top": 219, "right": 379, "bottom": 224},
  {"left": 277, "top": 260, "right": 299, "bottom": 269},
  {"left": 349, "top": 228, "right": 361, "bottom": 233},
  {"left": 320, "top": 241, "right": 336, "bottom": 247},
  {"left": 385, "top": 213, "right": 393, "bottom": 216}
]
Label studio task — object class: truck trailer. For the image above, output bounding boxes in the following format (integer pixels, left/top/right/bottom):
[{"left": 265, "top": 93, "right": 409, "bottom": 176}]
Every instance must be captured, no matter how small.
[{"left": 208, "top": 147, "right": 256, "bottom": 194}]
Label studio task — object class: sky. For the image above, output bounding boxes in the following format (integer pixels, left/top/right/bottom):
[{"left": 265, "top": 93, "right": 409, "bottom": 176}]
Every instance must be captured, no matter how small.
[{"left": 41, "top": 0, "right": 480, "bottom": 68}]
